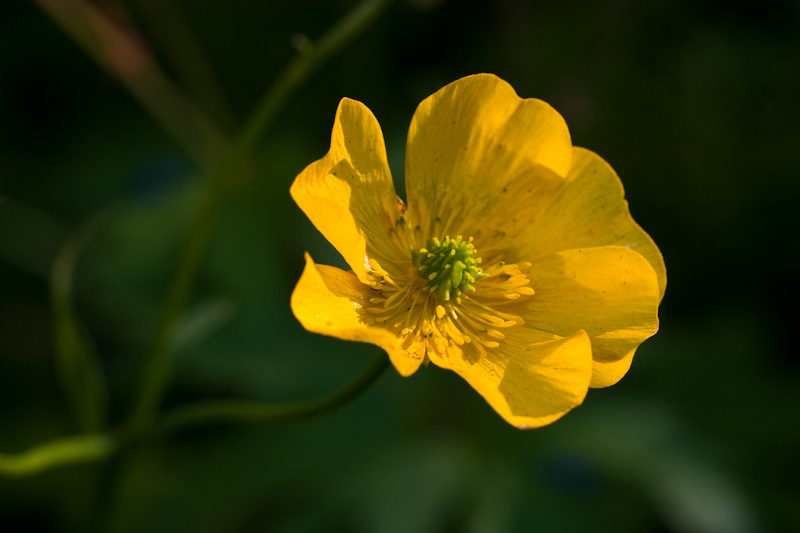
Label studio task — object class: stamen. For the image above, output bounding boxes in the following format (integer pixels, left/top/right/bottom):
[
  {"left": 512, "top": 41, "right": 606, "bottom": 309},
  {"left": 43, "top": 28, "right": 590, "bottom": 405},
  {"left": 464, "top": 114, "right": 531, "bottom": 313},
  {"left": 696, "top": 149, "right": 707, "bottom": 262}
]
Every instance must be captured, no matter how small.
[
  {"left": 486, "top": 329, "right": 505, "bottom": 341},
  {"left": 411, "top": 235, "right": 487, "bottom": 303},
  {"left": 361, "top": 229, "right": 536, "bottom": 365}
]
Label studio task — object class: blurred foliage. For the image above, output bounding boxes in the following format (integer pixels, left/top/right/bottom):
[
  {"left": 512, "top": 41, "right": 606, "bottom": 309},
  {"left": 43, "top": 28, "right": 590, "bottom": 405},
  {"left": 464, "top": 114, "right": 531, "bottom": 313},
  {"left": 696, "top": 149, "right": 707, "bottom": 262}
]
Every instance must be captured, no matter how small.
[{"left": 1, "top": 0, "right": 799, "bottom": 531}]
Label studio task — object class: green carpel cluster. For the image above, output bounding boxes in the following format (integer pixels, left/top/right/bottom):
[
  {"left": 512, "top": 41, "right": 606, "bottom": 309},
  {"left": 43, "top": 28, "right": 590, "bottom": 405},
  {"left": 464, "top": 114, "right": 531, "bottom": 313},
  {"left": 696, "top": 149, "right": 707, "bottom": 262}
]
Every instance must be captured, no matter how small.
[{"left": 411, "top": 235, "right": 486, "bottom": 303}]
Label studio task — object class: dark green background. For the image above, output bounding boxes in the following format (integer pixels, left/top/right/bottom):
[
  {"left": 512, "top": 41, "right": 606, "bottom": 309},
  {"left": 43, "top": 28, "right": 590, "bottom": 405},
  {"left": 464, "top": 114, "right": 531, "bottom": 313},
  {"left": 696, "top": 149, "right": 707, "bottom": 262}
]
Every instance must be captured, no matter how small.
[{"left": 1, "top": 0, "right": 798, "bottom": 531}]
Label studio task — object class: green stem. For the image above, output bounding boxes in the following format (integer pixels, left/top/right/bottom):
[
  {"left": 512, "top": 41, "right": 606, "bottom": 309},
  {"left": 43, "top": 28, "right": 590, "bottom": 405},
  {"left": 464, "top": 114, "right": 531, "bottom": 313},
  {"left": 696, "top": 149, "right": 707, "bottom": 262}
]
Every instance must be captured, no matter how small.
[
  {"left": 128, "top": 183, "right": 226, "bottom": 431},
  {"left": 0, "top": 434, "right": 113, "bottom": 477},
  {"left": 156, "top": 356, "right": 391, "bottom": 434},
  {"left": 236, "top": 0, "right": 391, "bottom": 158},
  {"left": 129, "top": 0, "right": 393, "bottom": 431}
]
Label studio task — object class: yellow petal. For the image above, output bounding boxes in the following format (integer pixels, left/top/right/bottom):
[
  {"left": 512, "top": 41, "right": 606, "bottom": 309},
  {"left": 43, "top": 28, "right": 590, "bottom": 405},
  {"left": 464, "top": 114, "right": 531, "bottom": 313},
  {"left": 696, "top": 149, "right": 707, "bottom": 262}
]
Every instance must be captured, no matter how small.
[
  {"left": 405, "top": 73, "right": 572, "bottom": 240},
  {"left": 291, "top": 253, "right": 424, "bottom": 377},
  {"left": 520, "top": 147, "right": 667, "bottom": 302},
  {"left": 521, "top": 246, "right": 660, "bottom": 388},
  {"left": 591, "top": 351, "right": 634, "bottom": 390},
  {"left": 430, "top": 329, "right": 592, "bottom": 429},
  {"left": 290, "top": 98, "right": 402, "bottom": 283}
]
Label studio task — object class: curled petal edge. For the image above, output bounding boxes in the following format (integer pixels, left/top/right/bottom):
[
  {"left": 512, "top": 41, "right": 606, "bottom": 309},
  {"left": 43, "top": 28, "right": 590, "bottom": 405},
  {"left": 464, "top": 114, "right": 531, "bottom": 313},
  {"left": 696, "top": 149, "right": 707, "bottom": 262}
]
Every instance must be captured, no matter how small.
[{"left": 291, "top": 253, "right": 424, "bottom": 377}]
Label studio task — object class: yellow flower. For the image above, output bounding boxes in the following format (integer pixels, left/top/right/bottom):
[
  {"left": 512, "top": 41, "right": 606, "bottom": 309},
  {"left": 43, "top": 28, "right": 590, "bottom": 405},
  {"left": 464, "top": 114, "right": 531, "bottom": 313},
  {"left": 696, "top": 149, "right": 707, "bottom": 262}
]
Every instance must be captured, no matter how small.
[{"left": 290, "top": 74, "right": 665, "bottom": 429}]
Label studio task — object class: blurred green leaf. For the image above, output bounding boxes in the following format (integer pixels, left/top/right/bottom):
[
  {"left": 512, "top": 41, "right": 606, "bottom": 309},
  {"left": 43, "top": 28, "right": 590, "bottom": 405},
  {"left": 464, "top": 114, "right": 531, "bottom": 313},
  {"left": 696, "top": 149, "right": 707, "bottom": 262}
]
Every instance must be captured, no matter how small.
[
  {"left": 555, "top": 400, "right": 759, "bottom": 533},
  {"left": 50, "top": 217, "right": 108, "bottom": 431},
  {"left": 173, "top": 297, "right": 237, "bottom": 356}
]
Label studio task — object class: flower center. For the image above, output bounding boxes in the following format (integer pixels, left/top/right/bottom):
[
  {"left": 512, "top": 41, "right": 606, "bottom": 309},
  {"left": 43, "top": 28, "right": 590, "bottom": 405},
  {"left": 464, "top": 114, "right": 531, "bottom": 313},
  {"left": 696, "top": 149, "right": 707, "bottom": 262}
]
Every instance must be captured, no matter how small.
[{"left": 411, "top": 235, "right": 487, "bottom": 303}]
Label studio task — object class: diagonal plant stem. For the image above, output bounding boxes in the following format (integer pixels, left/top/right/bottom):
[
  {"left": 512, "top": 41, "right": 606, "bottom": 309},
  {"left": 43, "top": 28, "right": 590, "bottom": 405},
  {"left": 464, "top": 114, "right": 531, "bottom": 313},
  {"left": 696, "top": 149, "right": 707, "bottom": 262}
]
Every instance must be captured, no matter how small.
[
  {"left": 130, "top": 0, "right": 393, "bottom": 432},
  {"left": 34, "top": 0, "right": 228, "bottom": 167},
  {"left": 236, "top": 0, "right": 390, "bottom": 159}
]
